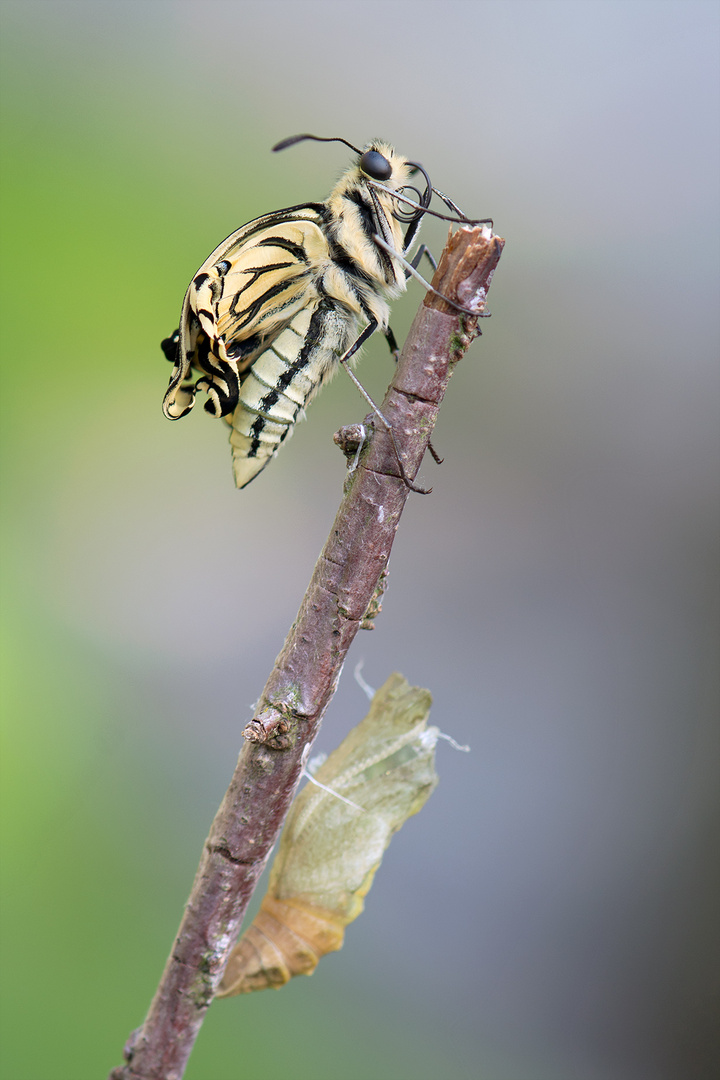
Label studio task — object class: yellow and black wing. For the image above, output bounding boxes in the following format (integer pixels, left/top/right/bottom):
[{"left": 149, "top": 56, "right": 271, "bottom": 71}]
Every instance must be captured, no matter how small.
[{"left": 162, "top": 204, "right": 329, "bottom": 422}]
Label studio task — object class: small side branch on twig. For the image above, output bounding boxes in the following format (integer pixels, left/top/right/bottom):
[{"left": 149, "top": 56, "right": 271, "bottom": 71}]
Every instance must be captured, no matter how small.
[{"left": 109, "top": 225, "right": 504, "bottom": 1080}]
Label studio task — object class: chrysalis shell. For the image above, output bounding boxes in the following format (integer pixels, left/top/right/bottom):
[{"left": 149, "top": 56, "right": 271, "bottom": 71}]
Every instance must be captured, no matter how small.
[{"left": 218, "top": 672, "right": 439, "bottom": 996}]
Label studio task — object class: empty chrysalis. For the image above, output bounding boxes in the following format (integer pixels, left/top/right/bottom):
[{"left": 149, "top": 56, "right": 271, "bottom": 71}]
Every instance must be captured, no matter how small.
[{"left": 217, "top": 672, "right": 440, "bottom": 996}]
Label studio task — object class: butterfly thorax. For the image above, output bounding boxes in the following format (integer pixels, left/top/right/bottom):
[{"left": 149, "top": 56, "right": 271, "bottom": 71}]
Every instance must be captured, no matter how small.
[{"left": 320, "top": 142, "right": 414, "bottom": 329}]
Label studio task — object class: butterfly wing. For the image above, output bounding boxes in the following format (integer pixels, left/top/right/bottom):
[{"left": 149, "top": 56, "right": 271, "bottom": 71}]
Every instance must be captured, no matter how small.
[{"left": 162, "top": 204, "right": 329, "bottom": 421}]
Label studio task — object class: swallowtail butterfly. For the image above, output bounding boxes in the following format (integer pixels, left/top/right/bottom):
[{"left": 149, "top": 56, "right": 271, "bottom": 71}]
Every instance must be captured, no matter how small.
[{"left": 162, "top": 134, "right": 488, "bottom": 488}]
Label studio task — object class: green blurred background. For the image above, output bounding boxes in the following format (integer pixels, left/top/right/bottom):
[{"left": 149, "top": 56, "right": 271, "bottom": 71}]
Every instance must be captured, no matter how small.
[{"left": 1, "top": 2, "right": 718, "bottom": 1078}]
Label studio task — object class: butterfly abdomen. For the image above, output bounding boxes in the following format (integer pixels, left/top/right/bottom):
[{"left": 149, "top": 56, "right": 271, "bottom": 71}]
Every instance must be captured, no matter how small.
[{"left": 228, "top": 298, "right": 358, "bottom": 488}]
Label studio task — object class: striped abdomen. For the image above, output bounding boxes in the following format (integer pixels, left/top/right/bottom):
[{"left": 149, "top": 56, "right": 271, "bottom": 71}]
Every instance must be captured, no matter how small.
[{"left": 227, "top": 298, "right": 357, "bottom": 488}]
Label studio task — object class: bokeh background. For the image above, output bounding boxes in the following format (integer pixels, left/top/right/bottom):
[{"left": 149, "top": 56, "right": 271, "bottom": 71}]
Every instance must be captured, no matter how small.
[{"left": 1, "top": 2, "right": 718, "bottom": 1078}]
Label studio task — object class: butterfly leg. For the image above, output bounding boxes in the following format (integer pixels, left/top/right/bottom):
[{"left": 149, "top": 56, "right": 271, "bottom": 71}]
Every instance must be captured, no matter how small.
[
  {"left": 339, "top": 321, "right": 431, "bottom": 495},
  {"left": 374, "top": 233, "right": 489, "bottom": 319},
  {"left": 407, "top": 243, "right": 437, "bottom": 276},
  {"left": 384, "top": 325, "right": 400, "bottom": 363},
  {"left": 384, "top": 323, "right": 443, "bottom": 466}
]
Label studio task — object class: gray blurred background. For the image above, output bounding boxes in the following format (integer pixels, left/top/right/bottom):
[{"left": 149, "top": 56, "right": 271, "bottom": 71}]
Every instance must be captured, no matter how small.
[{"left": 1, "top": 2, "right": 718, "bottom": 1078}]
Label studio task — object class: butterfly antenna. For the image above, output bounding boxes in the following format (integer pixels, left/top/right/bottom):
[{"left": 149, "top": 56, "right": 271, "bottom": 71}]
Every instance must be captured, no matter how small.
[{"left": 273, "top": 133, "right": 362, "bottom": 155}]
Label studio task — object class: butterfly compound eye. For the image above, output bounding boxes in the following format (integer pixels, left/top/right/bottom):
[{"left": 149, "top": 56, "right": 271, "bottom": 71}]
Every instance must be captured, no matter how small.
[{"left": 359, "top": 150, "right": 392, "bottom": 180}]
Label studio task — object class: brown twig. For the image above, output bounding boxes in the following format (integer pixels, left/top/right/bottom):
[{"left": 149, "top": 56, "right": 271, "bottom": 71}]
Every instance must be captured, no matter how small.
[{"left": 109, "top": 226, "right": 504, "bottom": 1080}]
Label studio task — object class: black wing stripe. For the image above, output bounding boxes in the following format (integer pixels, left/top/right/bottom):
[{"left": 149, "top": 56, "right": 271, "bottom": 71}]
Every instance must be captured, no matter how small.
[
  {"left": 228, "top": 273, "right": 308, "bottom": 320},
  {"left": 221, "top": 204, "right": 326, "bottom": 252},
  {"left": 237, "top": 260, "right": 296, "bottom": 275},
  {"left": 256, "top": 237, "right": 310, "bottom": 262}
]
